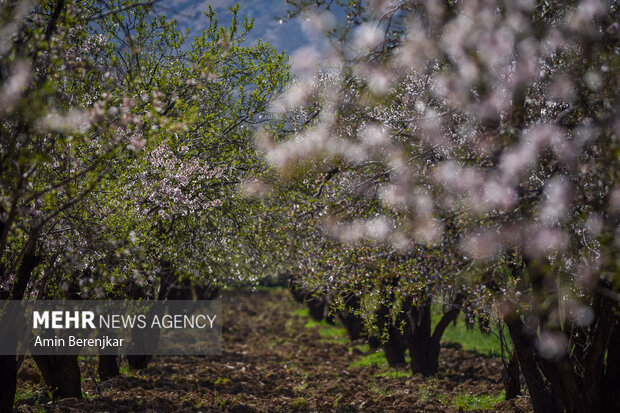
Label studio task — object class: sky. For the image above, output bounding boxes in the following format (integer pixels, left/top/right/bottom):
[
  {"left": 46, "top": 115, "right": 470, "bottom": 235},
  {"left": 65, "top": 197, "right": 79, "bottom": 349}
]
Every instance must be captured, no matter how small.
[{"left": 159, "top": 0, "right": 314, "bottom": 56}]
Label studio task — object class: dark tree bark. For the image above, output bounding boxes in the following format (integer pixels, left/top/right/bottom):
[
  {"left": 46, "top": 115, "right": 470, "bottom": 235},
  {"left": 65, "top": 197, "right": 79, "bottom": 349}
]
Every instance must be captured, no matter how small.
[
  {"left": 126, "top": 261, "right": 175, "bottom": 371},
  {"left": 507, "top": 257, "right": 619, "bottom": 413},
  {"left": 368, "top": 334, "right": 381, "bottom": 350},
  {"left": 306, "top": 296, "right": 327, "bottom": 321},
  {"left": 376, "top": 302, "right": 407, "bottom": 368},
  {"left": 33, "top": 355, "right": 82, "bottom": 400},
  {"left": 98, "top": 355, "right": 119, "bottom": 381},
  {"left": 0, "top": 249, "right": 40, "bottom": 413},
  {"left": 405, "top": 297, "right": 461, "bottom": 377},
  {"left": 337, "top": 294, "right": 365, "bottom": 341},
  {"left": 602, "top": 321, "right": 620, "bottom": 413},
  {"left": 0, "top": 356, "right": 18, "bottom": 413},
  {"left": 504, "top": 316, "right": 563, "bottom": 413},
  {"left": 126, "top": 354, "right": 152, "bottom": 371},
  {"left": 502, "top": 349, "right": 521, "bottom": 400},
  {"left": 289, "top": 278, "right": 331, "bottom": 321},
  {"left": 534, "top": 290, "right": 619, "bottom": 413},
  {"left": 289, "top": 282, "right": 307, "bottom": 304}
]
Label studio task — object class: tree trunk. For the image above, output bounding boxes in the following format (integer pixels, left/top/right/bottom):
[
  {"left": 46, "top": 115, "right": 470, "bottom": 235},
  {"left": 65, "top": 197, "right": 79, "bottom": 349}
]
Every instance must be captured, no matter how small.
[
  {"left": 408, "top": 335, "right": 440, "bottom": 376},
  {"left": 307, "top": 296, "right": 326, "bottom": 321},
  {"left": 126, "top": 261, "right": 173, "bottom": 371},
  {"left": 504, "top": 317, "right": 563, "bottom": 413},
  {"left": 383, "top": 328, "right": 408, "bottom": 368},
  {"left": 0, "top": 356, "right": 18, "bottom": 413},
  {"left": 33, "top": 355, "right": 82, "bottom": 400},
  {"left": 337, "top": 294, "right": 364, "bottom": 341},
  {"left": 368, "top": 334, "right": 381, "bottom": 350},
  {"left": 503, "top": 349, "right": 521, "bottom": 400},
  {"left": 406, "top": 301, "right": 440, "bottom": 376},
  {"left": 376, "top": 302, "right": 407, "bottom": 368},
  {"left": 535, "top": 290, "right": 618, "bottom": 413},
  {"left": 126, "top": 354, "right": 152, "bottom": 371},
  {"left": 406, "top": 298, "right": 461, "bottom": 377},
  {"left": 0, "top": 250, "right": 41, "bottom": 412},
  {"left": 98, "top": 355, "right": 119, "bottom": 381},
  {"left": 603, "top": 321, "right": 620, "bottom": 413}
]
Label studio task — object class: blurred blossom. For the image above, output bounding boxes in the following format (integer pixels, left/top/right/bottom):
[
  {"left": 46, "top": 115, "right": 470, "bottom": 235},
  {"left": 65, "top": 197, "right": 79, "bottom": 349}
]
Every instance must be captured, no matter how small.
[
  {"left": 393, "top": 232, "right": 414, "bottom": 252},
  {"left": 366, "top": 67, "right": 393, "bottom": 95},
  {"left": 535, "top": 330, "right": 568, "bottom": 359},
  {"left": 478, "top": 26, "right": 515, "bottom": 69},
  {"left": 413, "top": 190, "right": 434, "bottom": 218},
  {"left": 514, "top": 0, "right": 536, "bottom": 11},
  {"left": 610, "top": 185, "right": 620, "bottom": 212},
  {"left": 584, "top": 71, "right": 602, "bottom": 91},
  {"left": 461, "top": 231, "right": 501, "bottom": 260},
  {"left": 567, "top": 0, "right": 608, "bottom": 32},
  {"left": 241, "top": 179, "right": 270, "bottom": 197},
  {"left": 0, "top": 1, "right": 32, "bottom": 56},
  {"left": 366, "top": 216, "right": 391, "bottom": 240},
  {"left": 549, "top": 75, "right": 576, "bottom": 101},
  {"left": 413, "top": 218, "right": 441, "bottom": 245},
  {"left": 369, "top": 0, "right": 396, "bottom": 16},
  {"left": 433, "top": 162, "right": 484, "bottom": 195},
  {"left": 291, "top": 46, "right": 320, "bottom": 75},
  {"left": 482, "top": 180, "right": 517, "bottom": 210},
  {"left": 525, "top": 227, "right": 569, "bottom": 257},
  {"left": 526, "top": 124, "right": 562, "bottom": 149},
  {"left": 500, "top": 124, "right": 562, "bottom": 183},
  {"left": 539, "top": 177, "right": 572, "bottom": 224},
  {"left": 128, "top": 132, "right": 146, "bottom": 151},
  {"left": 395, "top": 26, "right": 436, "bottom": 71},
  {"left": 267, "top": 128, "right": 328, "bottom": 167},
  {"left": 584, "top": 214, "right": 603, "bottom": 235},
  {"left": 270, "top": 82, "right": 314, "bottom": 113},
  {"left": 514, "top": 38, "right": 539, "bottom": 84},
  {"left": 576, "top": 261, "right": 598, "bottom": 289},
  {"left": 353, "top": 23, "right": 383, "bottom": 54},
  {"left": 0, "top": 60, "right": 31, "bottom": 113},
  {"left": 566, "top": 301, "right": 595, "bottom": 327},
  {"left": 39, "top": 110, "right": 93, "bottom": 134},
  {"left": 301, "top": 11, "right": 336, "bottom": 36},
  {"left": 360, "top": 124, "right": 388, "bottom": 146},
  {"left": 340, "top": 141, "right": 367, "bottom": 163},
  {"left": 379, "top": 184, "right": 409, "bottom": 208}
]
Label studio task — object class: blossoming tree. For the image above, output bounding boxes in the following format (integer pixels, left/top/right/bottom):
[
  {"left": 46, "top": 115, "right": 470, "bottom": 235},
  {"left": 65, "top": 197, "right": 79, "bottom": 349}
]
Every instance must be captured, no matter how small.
[{"left": 264, "top": 1, "right": 620, "bottom": 412}]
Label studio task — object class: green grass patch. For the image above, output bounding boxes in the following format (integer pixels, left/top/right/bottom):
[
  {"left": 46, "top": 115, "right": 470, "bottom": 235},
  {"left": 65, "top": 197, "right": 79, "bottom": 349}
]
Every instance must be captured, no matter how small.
[
  {"left": 374, "top": 370, "right": 412, "bottom": 378},
  {"left": 214, "top": 377, "right": 231, "bottom": 386},
  {"left": 369, "top": 382, "right": 395, "bottom": 396},
  {"left": 453, "top": 391, "right": 505, "bottom": 410},
  {"left": 303, "top": 318, "right": 349, "bottom": 343},
  {"left": 119, "top": 364, "right": 138, "bottom": 377},
  {"left": 15, "top": 382, "right": 39, "bottom": 402},
  {"left": 292, "top": 397, "right": 307, "bottom": 408},
  {"left": 349, "top": 346, "right": 411, "bottom": 370},
  {"left": 349, "top": 349, "right": 390, "bottom": 368},
  {"left": 415, "top": 384, "right": 503, "bottom": 410},
  {"left": 417, "top": 384, "right": 433, "bottom": 403},
  {"left": 292, "top": 307, "right": 309, "bottom": 317},
  {"left": 431, "top": 305, "right": 509, "bottom": 357}
]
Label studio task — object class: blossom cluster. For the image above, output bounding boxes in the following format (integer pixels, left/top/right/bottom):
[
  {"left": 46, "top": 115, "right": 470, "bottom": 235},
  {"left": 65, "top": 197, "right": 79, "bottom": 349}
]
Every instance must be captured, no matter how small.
[{"left": 140, "top": 144, "right": 223, "bottom": 219}]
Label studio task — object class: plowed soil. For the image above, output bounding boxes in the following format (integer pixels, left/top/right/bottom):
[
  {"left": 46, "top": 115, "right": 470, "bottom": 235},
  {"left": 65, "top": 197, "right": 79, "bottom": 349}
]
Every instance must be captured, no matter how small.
[{"left": 15, "top": 289, "right": 534, "bottom": 412}]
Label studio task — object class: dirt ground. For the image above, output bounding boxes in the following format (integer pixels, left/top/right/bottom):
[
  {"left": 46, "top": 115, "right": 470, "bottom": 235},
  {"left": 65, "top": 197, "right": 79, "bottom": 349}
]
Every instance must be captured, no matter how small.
[{"left": 15, "top": 289, "right": 534, "bottom": 412}]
